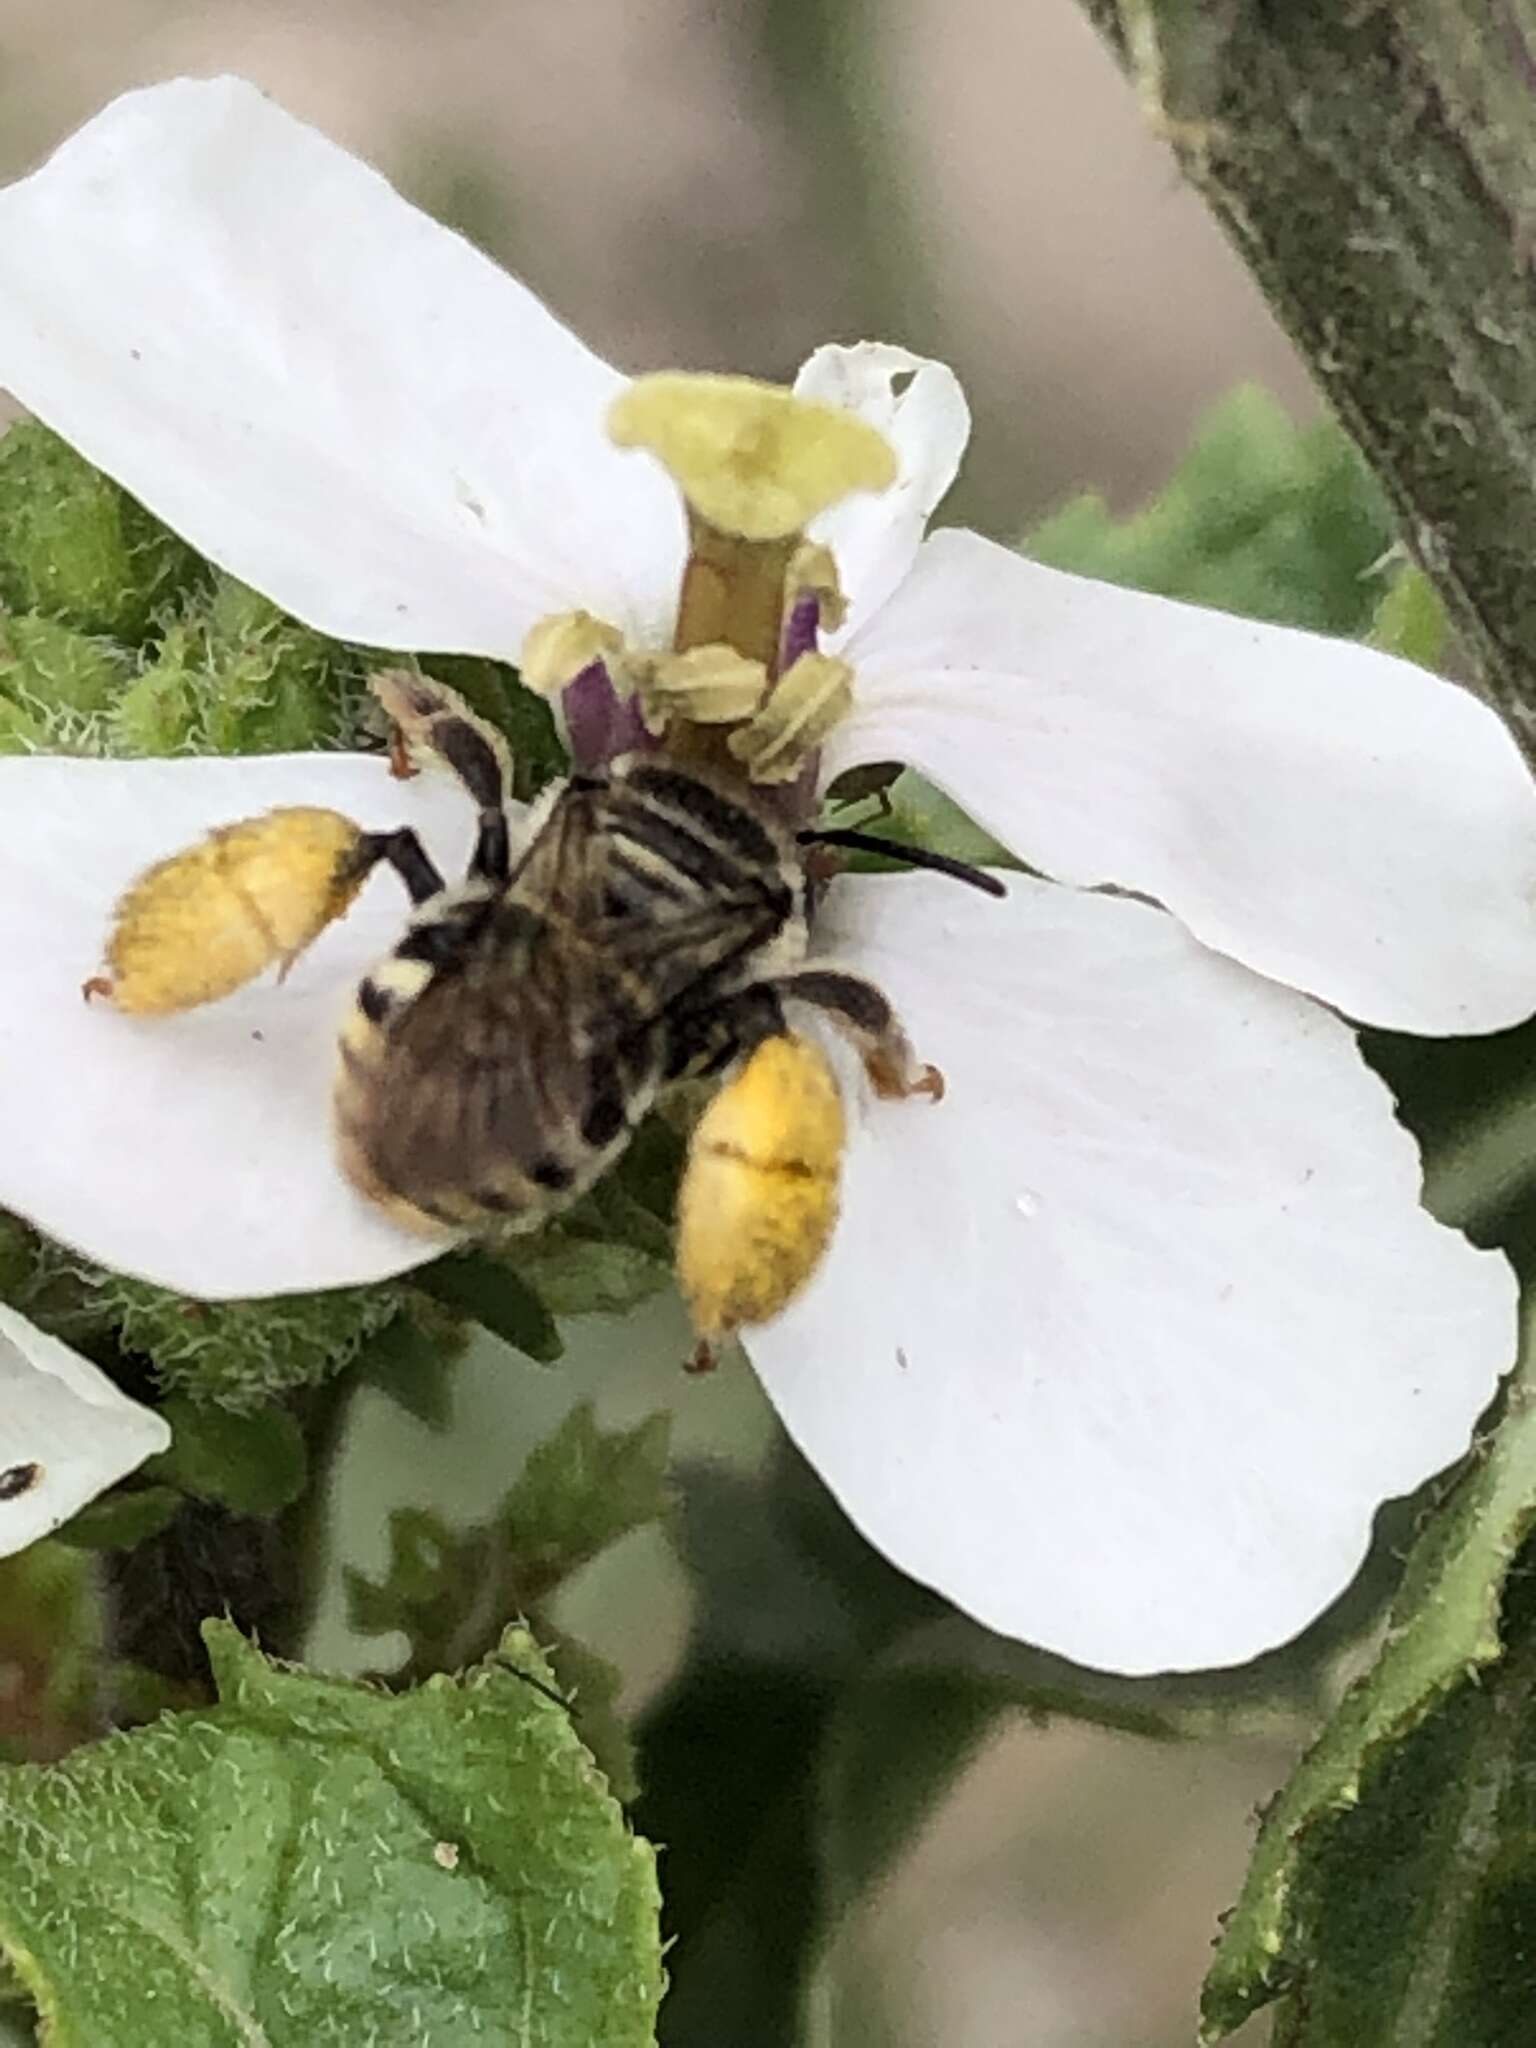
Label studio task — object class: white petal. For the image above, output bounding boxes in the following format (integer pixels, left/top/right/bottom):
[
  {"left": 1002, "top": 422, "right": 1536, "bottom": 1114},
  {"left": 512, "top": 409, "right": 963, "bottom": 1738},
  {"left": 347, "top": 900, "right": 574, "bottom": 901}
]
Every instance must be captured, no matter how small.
[
  {"left": 748, "top": 872, "right": 1513, "bottom": 1674},
  {"left": 0, "top": 1303, "right": 171, "bottom": 1554},
  {"left": 831, "top": 529, "right": 1536, "bottom": 1033},
  {"left": 0, "top": 754, "right": 478, "bottom": 1297},
  {"left": 0, "top": 78, "right": 685, "bottom": 656},
  {"left": 795, "top": 344, "right": 969, "bottom": 634}
]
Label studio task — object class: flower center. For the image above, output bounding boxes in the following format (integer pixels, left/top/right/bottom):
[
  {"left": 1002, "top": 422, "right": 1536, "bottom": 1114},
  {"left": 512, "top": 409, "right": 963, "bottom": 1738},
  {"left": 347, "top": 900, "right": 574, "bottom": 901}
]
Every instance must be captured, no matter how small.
[{"left": 519, "top": 373, "right": 896, "bottom": 797}]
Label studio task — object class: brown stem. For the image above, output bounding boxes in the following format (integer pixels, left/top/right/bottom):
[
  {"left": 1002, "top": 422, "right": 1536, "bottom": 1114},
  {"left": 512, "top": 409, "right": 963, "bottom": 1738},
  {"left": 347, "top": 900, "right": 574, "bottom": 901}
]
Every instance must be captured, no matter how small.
[{"left": 1080, "top": 0, "right": 1536, "bottom": 751}]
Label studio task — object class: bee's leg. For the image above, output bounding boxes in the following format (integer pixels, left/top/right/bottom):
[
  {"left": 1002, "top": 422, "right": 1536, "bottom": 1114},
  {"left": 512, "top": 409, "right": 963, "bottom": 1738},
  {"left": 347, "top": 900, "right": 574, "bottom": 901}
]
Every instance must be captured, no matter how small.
[
  {"left": 768, "top": 967, "right": 944, "bottom": 1101},
  {"left": 370, "top": 670, "right": 513, "bottom": 885},
  {"left": 348, "top": 828, "right": 446, "bottom": 906},
  {"left": 666, "top": 970, "right": 942, "bottom": 1102},
  {"left": 662, "top": 983, "right": 787, "bottom": 1082}
]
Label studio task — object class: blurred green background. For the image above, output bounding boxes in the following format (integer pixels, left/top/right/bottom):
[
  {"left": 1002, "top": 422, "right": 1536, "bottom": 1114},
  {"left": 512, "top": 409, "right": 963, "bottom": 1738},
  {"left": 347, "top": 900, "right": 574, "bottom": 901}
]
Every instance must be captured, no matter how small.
[{"left": 0, "top": 4, "right": 1345, "bottom": 2043}]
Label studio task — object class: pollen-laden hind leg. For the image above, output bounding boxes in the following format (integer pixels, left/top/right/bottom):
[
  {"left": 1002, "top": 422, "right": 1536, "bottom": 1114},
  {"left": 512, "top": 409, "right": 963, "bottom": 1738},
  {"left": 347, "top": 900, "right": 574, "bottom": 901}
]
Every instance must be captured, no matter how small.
[
  {"left": 86, "top": 807, "right": 379, "bottom": 1015},
  {"left": 771, "top": 967, "right": 944, "bottom": 1101},
  {"left": 668, "top": 968, "right": 940, "bottom": 1350},
  {"left": 676, "top": 1030, "right": 846, "bottom": 1346}
]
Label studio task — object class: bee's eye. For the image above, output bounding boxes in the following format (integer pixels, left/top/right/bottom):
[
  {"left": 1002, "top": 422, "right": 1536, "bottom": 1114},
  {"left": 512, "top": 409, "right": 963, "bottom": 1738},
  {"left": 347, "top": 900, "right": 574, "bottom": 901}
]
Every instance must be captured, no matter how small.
[{"left": 0, "top": 1461, "right": 43, "bottom": 1501}]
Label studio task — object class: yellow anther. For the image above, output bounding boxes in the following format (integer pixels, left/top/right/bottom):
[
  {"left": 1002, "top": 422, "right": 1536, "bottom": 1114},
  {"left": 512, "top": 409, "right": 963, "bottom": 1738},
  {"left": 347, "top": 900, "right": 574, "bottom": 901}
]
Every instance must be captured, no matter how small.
[
  {"left": 727, "top": 652, "right": 855, "bottom": 784},
  {"left": 785, "top": 541, "right": 848, "bottom": 634},
  {"left": 638, "top": 644, "right": 770, "bottom": 735},
  {"left": 86, "top": 808, "right": 366, "bottom": 1015},
  {"left": 608, "top": 373, "right": 897, "bottom": 542},
  {"left": 519, "top": 611, "right": 629, "bottom": 698},
  {"left": 676, "top": 1032, "right": 846, "bottom": 1341}
]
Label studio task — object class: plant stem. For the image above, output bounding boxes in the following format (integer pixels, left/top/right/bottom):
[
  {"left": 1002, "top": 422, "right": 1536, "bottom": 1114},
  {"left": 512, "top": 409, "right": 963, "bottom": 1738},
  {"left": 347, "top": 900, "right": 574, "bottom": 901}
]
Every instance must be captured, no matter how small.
[{"left": 1079, "top": 0, "right": 1536, "bottom": 749}]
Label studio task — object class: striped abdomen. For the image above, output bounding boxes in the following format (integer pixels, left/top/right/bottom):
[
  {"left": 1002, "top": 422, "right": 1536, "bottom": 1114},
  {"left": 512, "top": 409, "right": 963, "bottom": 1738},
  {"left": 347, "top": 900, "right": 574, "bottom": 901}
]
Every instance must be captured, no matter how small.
[{"left": 334, "top": 888, "right": 664, "bottom": 1233}]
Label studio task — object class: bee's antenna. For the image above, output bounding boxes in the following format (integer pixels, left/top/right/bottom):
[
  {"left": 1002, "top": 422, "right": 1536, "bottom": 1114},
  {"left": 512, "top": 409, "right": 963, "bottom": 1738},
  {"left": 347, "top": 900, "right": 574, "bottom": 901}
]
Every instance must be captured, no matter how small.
[{"left": 797, "top": 827, "right": 1007, "bottom": 898}]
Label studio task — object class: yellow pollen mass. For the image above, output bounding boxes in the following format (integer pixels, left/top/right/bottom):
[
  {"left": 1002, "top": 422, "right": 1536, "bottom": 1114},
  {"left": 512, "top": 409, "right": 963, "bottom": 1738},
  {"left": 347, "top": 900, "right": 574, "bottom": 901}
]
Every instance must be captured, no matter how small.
[
  {"left": 728, "top": 652, "right": 854, "bottom": 784},
  {"left": 519, "top": 611, "right": 629, "bottom": 698},
  {"left": 88, "top": 807, "right": 366, "bottom": 1014},
  {"left": 676, "top": 1032, "right": 846, "bottom": 1342},
  {"left": 608, "top": 373, "right": 897, "bottom": 542},
  {"left": 637, "top": 643, "right": 770, "bottom": 735}
]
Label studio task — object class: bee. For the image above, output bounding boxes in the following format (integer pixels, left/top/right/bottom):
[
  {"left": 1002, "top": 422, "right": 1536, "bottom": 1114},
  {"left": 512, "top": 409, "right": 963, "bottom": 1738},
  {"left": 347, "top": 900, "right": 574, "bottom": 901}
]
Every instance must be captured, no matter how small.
[{"left": 91, "top": 670, "right": 1002, "bottom": 1341}]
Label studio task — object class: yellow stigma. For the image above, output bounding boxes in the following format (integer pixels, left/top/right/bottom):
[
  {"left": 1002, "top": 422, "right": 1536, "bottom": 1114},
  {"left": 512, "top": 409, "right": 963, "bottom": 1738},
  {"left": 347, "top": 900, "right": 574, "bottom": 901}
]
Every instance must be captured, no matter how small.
[
  {"left": 87, "top": 807, "right": 366, "bottom": 1014},
  {"left": 676, "top": 1032, "right": 846, "bottom": 1342},
  {"left": 608, "top": 373, "right": 897, "bottom": 542}
]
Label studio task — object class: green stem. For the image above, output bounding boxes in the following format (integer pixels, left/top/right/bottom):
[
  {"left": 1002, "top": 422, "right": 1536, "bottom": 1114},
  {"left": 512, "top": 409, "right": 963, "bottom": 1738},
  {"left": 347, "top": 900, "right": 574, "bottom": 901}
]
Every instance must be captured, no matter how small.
[
  {"left": 1422, "top": 1079, "right": 1536, "bottom": 1234},
  {"left": 1080, "top": 0, "right": 1536, "bottom": 746}
]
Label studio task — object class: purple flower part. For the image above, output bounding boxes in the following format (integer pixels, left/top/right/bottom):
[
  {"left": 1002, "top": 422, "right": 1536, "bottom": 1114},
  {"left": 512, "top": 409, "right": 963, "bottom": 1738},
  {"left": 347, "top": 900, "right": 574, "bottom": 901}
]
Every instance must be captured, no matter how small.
[
  {"left": 779, "top": 592, "right": 821, "bottom": 674},
  {"left": 560, "top": 660, "right": 653, "bottom": 769},
  {"left": 757, "top": 751, "right": 823, "bottom": 829}
]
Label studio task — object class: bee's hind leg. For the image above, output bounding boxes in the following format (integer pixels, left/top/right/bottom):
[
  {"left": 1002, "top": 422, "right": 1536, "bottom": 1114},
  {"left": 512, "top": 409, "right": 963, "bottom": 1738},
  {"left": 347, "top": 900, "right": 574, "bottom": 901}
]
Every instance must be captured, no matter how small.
[
  {"left": 346, "top": 828, "right": 446, "bottom": 906},
  {"left": 369, "top": 669, "right": 513, "bottom": 885},
  {"left": 662, "top": 983, "right": 788, "bottom": 1082},
  {"left": 666, "top": 969, "right": 943, "bottom": 1102},
  {"left": 770, "top": 968, "right": 944, "bottom": 1102}
]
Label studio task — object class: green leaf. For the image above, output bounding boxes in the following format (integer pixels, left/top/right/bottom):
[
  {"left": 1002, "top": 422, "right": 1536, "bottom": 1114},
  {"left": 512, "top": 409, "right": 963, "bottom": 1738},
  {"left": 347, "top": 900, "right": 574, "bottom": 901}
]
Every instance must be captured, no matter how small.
[
  {"left": 540, "top": 1635, "right": 641, "bottom": 1807},
  {"left": 414, "top": 1251, "right": 563, "bottom": 1363},
  {"left": 630, "top": 1447, "right": 941, "bottom": 2048},
  {"left": 0, "top": 1622, "right": 662, "bottom": 2046},
  {"left": 881, "top": 769, "right": 1012, "bottom": 873},
  {"left": 501, "top": 1404, "right": 672, "bottom": 1576},
  {"left": 0, "top": 612, "right": 133, "bottom": 753},
  {"left": 636, "top": 1666, "right": 826, "bottom": 2048},
  {"left": 1029, "top": 386, "right": 1393, "bottom": 636},
  {"left": 598, "top": 1113, "right": 686, "bottom": 1230},
  {"left": 416, "top": 653, "right": 568, "bottom": 803},
  {"left": 0, "top": 694, "right": 48, "bottom": 757},
  {"left": 510, "top": 1238, "right": 670, "bottom": 1317},
  {"left": 0, "top": 1542, "right": 104, "bottom": 1764},
  {"left": 1202, "top": 1315, "right": 1536, "bottom": 2039},
  {"left": 0, "top": 421, "right": 201, "bottom": 640},
  {"left": 816, "top": 1671, "right": 1003, "bottom": 1919},
  {"left": 1369, "top": 560, "right": 1452, "bottom": 672},
  {"left": 347, "top": 1404, "right": 673, "bottom": 1679},
  {"left": 27, "top": 1256, "right": 405, "bottom": 1410},
  {"left": 344, "top": 1505, "right": 494, "bottom": 1669},
  {"left": 353, "top": 1310, "right": 463, "bottom": 1431},
  {"left": 56, "top": 1486, "right": 183, "bottom": 1552},
  {"left": 145, "top": 1400, "right": 308, "bottom": 1517},
  {"left": 110, "top": 575, "right": 361, "bottom": 758},
  {"left": 1253, "top": 1578, "right": 1536, "bottom": 2047}
]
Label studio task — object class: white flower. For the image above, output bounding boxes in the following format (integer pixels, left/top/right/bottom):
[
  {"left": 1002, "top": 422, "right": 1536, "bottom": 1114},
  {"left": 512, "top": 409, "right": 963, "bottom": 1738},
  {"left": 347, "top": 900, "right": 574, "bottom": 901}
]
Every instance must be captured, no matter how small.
[
  {"left": 0, "top": 76, "right": 1534, "bottom": 1671},
  {"left": 0, "top": 1303, "right": 170, "bottom": 1556}
]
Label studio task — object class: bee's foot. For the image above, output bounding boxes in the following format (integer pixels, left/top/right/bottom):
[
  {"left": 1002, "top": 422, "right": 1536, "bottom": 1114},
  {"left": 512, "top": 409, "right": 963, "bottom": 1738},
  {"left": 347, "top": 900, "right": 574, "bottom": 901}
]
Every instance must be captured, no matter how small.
[
  {"left": 683, "top": 1339, "right": 720, "bottom": 1376},
  {"left": 81, "top": 974, "right": 114, "bottom": 1004},
  {"left": 866, "top": 1051, "right": 945, "bottom": 1103}
]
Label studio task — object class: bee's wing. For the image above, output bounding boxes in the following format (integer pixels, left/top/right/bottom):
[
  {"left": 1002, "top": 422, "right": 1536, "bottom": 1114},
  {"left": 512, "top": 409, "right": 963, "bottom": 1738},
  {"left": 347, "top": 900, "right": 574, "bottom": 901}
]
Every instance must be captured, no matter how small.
[
  {"left": 508, "top": 779, "right": 613, "bottom": 924},
  {"left": 514, "top": 776, "right": 793, "bottom": 1022},
  {"left": 346, "top": 895, "right": 664, "bottom": 1217},
  {"left": 596, "top": 886, "right": 793, "bottom": 1022}
]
